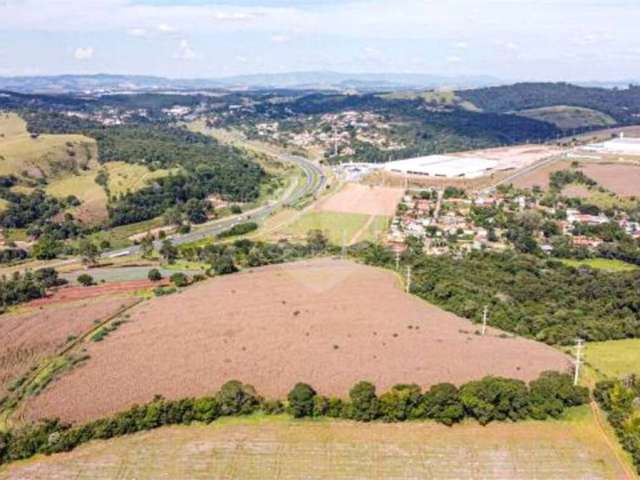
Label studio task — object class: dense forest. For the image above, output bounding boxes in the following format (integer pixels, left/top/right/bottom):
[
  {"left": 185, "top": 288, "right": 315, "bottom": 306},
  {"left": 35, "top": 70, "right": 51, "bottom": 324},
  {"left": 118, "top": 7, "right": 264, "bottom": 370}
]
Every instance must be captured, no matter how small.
[
  {"left": 458, "top": 83, "right": 640, "bottom": 124},
  {"left": 356, "top": 245, "right": 640, "bottom": 345}
]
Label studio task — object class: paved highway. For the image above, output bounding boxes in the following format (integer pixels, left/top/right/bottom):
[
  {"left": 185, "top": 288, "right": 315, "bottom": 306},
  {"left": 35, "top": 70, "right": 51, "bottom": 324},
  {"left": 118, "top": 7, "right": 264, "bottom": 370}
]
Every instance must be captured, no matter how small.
[{"left": 105, "top": 153, "right": 326, "bottom": 258}]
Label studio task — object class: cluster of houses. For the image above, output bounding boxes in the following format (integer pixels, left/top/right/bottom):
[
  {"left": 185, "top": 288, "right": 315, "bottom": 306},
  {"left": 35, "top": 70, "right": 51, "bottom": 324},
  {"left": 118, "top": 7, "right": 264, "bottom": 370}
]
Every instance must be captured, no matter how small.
[
  {"left": 386, "top": 187, "right": 640, "bottom": 255},
  {"left": 250, "top": 110, "right": 404, "bottom": 157},
  {"left": 387, "top": 190, "right": 501, "bottom": 255}
]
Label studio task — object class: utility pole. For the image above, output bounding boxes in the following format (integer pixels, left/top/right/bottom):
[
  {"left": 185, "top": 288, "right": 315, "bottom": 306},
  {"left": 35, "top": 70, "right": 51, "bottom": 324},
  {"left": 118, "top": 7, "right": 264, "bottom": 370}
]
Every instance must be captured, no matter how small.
[
  {"left": 481, "top": 305, "right": 489, "bottom": 335},
  {"left": 395, "top": 250, "right": 401, "bottom": 271},
  {"left": 341, "top": 229, "right": 347, "bottom": 259},
  {"left": 573, "top": 338, "right": 584, "bottom": 386},
  {"left": 405, "top": 265, "right": 412, "bottom": 294}
]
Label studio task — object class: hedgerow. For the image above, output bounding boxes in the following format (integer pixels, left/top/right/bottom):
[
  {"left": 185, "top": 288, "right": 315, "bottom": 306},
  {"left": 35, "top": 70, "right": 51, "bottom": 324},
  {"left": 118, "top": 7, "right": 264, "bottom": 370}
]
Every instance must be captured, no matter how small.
[{"left": 0, "top": 373, "right": 587, "bottom": 466}]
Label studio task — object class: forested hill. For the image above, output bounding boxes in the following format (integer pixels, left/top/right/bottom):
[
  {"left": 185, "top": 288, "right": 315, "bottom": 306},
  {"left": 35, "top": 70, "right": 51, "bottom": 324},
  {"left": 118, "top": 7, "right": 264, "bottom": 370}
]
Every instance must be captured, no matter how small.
[
  {"left": 458, "top": 83, "right": 640, "bottom": 124},
  {"left": 22, "top": 112, "right": 265, "bottom": 226}
]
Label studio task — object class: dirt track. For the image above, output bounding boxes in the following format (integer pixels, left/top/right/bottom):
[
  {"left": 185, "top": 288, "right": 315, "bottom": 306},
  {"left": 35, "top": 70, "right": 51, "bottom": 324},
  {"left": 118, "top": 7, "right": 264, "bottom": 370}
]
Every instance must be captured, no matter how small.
[{"left": 23, "top": 259, "right": 571, "bottom": 423}]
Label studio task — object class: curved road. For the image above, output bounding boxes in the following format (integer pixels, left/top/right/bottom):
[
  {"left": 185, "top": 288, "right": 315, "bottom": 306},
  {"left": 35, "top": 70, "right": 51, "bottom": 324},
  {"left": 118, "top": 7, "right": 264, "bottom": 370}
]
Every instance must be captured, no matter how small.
[{"left": 105, "top": 153, "right": 326, "bottom": 257}]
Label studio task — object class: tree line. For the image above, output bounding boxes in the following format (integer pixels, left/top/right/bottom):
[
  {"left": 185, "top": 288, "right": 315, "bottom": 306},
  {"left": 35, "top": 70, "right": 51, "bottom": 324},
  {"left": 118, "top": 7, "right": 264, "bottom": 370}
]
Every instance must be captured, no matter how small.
[
  {"left": 0, "top": 372, "right": 587, "bottom": 467},
  {"left": 594, "top": 377, "right": 640, "bottom": 474}
]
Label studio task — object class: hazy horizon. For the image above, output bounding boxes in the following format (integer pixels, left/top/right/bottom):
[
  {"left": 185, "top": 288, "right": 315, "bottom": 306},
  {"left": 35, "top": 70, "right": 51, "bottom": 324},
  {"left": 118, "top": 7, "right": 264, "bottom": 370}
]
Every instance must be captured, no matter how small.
[{"left": 1, "top": 0, "right": 639, "bottom": 83}]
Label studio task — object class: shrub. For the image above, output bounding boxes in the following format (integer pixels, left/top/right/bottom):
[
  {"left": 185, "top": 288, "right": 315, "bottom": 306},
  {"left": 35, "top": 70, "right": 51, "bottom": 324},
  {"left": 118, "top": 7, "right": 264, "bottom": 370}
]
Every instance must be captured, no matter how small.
[
  {"left": 147, "top": 269, "right": 162, "bottom": 282},
  {"left": 262, "top": 399, "right": 285, "bottom": 415},
  {"left": 287, "top": 383, "right": 317, "bottom": 418},
  {"left": 153, "top": 286, "right": 176, "bottom": 296},
  {"left": 77, "top": 274, "right": 94, "bottom": 287},
  {"left": 349, "top": 381, "right": 378, "bottom": 421},
  {"left": 169, "top": 272, "right": 189, "bottom": 287}
]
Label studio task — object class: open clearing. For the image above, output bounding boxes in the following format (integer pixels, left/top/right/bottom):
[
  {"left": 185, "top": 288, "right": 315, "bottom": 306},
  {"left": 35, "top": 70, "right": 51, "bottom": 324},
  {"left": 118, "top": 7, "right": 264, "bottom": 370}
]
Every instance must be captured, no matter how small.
[
  {"left": 561, "top": 258, "right": 638, "bottom": 272},
  {"left": 22, "top": 258, "right": 570, "bottom": 423},
  {"left": 0, "top": 296, "right": 138, "bottom": 399},
  {"left": 281, "top": 211, "right": 388, "bottom": 244},
  {"left": 516, "top": 106, "right": 617, "bottom": 130},
  {"left": 584, "top": 339, "right": 640, "bottom": 379},
  {"left": 0, "top": 408, "right": 628, "bottom": 480},
  {"left": 315, "top": 183, "right": 403, "bottom": 216}
]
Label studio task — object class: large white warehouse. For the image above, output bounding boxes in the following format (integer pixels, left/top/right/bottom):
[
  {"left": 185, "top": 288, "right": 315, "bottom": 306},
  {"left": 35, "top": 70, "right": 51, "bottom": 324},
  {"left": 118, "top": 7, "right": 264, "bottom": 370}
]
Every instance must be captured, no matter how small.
[
  {"left": 383, "top": 155, "right": 498, "bottom": 178},
  {"left": 584, "top": 137, "right": 640, "bottom": 155}
]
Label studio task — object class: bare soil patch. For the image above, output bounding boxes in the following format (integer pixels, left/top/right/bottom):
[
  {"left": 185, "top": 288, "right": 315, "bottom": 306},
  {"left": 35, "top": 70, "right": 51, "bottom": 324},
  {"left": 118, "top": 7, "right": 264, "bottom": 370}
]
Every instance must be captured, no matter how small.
[
  {"left": 28, "top": 279, "right": 168, "bottom": 307},
  {"left": 23, "top": 259, "right": 570, "bottom": 423},
  {"left": 0, "top": 296, "right": 138, "bottom": 398},
  {"left": 315, "top": 183, "right": 403, "bottom": 216},
  {"left": 581, "top": 163, "right": 640, "bottom": 197}
]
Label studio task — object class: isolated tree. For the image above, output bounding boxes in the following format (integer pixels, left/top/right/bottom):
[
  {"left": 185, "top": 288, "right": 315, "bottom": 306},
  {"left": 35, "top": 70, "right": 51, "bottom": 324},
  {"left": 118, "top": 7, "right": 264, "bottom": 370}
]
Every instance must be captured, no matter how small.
[
  {"left": 78, "top": 238, "right": 100, "bottom": 266},
  {"left": 140, "top": 233, "right": 154, "bottom": 259},
  {"left": 159, "top": 239, "right": 178, "bottom": 264},
  {"left": 32, "top": 235, "right": 62, "bottom": 260},
  {"left": 147, "top": 268, "right": 162, "bottom": 282},
  {"left": 306, "top": 229, "right": 328, "bottom": 253}
]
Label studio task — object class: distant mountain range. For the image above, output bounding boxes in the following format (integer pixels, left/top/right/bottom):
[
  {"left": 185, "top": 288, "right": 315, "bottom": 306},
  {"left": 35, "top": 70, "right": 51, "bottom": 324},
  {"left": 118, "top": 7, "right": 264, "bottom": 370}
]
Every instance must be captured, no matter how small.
[{"left": 0, "top": 72, "right": 502, "bottom": 94}]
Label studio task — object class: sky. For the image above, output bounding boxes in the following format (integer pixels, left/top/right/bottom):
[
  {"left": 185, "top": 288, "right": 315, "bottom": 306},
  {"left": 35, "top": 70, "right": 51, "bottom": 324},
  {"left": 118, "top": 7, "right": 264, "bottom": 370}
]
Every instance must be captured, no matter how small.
[{"left": 0, "top": 0, "right": 639, "bottom": 81}]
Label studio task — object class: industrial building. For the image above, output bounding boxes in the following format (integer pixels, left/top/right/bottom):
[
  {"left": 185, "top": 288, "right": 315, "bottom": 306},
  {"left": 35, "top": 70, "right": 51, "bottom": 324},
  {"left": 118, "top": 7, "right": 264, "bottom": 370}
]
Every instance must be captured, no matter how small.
[
  {"left": 583, "top": 135, "right": 640, "bottom": 156},
  {"left": 383, "top": 155, "right": 498, "bottom": 178}
]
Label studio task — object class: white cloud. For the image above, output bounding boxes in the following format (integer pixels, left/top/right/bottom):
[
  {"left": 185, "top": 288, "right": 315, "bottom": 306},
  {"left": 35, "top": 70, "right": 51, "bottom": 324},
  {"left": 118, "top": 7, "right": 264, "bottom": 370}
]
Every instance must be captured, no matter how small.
[
  {"left": 455, "top": 41, "right": 469, "bottom": 49},
  {"left": 127, "top": 28, "right": 147, "bottom": 37},
  {"left": 157, "top": 23, "right": 177, "bottom": 34},
  {"left": 175, "top": 39, "right": 196, "bottom": 60},
  {"left": 505, "top": 42, "right": 519, "bottom": 50},
  {"left": 446, "top": 55, "right": 462, "bottom": 64},
  {"left": 271, "top": 34, "right": 290, "bottom": 44},
  {"left": 74, "top": 47, "right": 94, "bottom": 60}
]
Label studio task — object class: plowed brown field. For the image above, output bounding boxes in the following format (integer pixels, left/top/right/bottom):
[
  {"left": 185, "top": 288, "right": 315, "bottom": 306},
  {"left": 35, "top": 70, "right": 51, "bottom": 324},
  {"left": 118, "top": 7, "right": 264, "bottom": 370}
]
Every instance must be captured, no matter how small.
[
  {"left": 24, "top": 259, "right": 571, "bottom": 423},
  {"left": 0, "top": 296, "right": 138, "bottom": 398},
  {"left": 582, "top": 163, "right": 640, "bottom": 197}
]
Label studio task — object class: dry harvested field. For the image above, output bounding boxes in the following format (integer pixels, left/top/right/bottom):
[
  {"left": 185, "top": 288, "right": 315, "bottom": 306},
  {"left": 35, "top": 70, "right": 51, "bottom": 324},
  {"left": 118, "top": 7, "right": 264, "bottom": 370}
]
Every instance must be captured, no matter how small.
[
  {"left": 0, "top": 412, "right": 628, "bottom": 479},
  {"left": 23, "top": 259, "right": 570, "bottom": 423},
  {"left": 0, "top": 296, "right": 138, "bottom": 398},
  {"left": 27, "top": 279, "right": 167, "bottom": 307},
  {"left": 315, "top": 183, "right": 403, "bottom": 216},
  {"left": 581, "top": 163, "right": 640, "bottom": 197},
  {"left": 511, "top": 160, "right": 573, "bottom": 190}
]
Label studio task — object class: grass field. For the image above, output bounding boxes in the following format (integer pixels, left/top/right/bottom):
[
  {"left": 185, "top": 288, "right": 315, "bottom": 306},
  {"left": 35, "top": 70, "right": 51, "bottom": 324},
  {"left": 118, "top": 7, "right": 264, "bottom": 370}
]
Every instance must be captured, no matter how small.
[
  {"left": 282, "top": 211, "right": 387, "bottom": 244},
  {"left": 516, "top": 106, "right": 617, "bottom": 130},
  {"left": 0, "top": 113, "right": 96, "bottom": 180},
  {"left": 561, "top": 258, "right": 638, "bottom": 272},
  {"left": 0, "top": 408, "right": 630, "bottom": 479},
  {"left": 104, "top": 161, "right": 173, "bottom": 197},
  {"left": 584, "top": 339, "right": 640, "bottom": 379}
]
